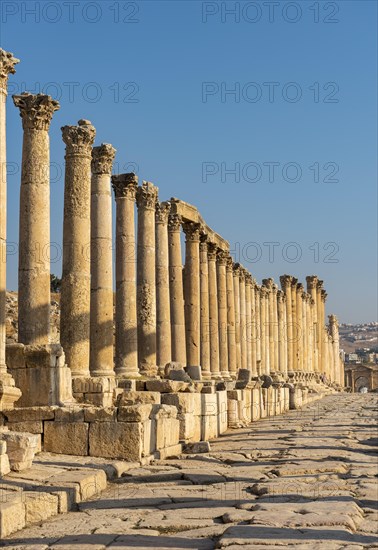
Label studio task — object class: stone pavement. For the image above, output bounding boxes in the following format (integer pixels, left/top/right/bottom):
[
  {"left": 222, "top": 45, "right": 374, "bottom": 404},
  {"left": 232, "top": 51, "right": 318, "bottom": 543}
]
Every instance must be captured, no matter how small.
[{"left": 1, "top": 394, "right": 377, "bottom": 549}]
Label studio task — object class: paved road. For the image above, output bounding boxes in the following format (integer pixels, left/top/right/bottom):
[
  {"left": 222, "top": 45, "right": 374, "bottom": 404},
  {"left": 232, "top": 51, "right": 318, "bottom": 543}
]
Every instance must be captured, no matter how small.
[{"left": 2, "top": 394, "right": 378, "bottom": 549}]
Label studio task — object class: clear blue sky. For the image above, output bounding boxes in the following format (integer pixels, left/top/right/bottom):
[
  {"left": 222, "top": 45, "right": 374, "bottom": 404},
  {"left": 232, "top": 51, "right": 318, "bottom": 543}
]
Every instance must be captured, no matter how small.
[{"left": 2, "top": 0, "right": 377, "bottom": 324}]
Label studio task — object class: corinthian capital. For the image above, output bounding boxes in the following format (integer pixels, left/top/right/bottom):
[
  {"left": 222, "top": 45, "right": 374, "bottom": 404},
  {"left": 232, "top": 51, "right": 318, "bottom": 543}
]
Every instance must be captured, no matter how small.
[
  {"left": 136, "top": 181, "right": 159, "bottom": 210},
  {"left": 91, "top": 143, "right": 116, "bottom": 174},
  {"left": 111, "top": 173, "right": 138, "bottom": 200},
  {"left": 183, "top": 222, "right": 202, "bottom": 242},
  {"left": 217, "top": 249, "right": 228, "bottom": 266},
  {"left": 262, "top": 277, "right": 274, "bottom": 289},
  {"left": 62, "top": 119, "right": 96, "bottom": 156},
  {"left": 321, "top": 289, "right": 327, "bottom": 302},
  {"left": 306, "top": 275, "right": 319, "bottom": 290},
  {"left": 13, "top": 92, "right": 60, "bottom": 131},
  {"left": 207, "top": 242, "right": 218, "bottom": 261},
  {"left": 155, "top": 201, "right": 171, "bottom": 224},
  {"left": 168, "top": 213, "right": 182, "bottom": 232},
  {"left": 0, "top": 49, "right": 19, "bottom": 94},
  {"left": 280, "top": 274, "right": 293, "bottom": 289}
]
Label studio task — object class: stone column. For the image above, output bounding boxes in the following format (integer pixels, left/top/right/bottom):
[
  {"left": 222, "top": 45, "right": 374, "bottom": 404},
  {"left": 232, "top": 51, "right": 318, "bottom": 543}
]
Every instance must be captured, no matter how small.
[
  {"left": 112, "top": 174, "right": 139, "bottom": 378},
  {"left": 239, "top": 268, "right": 247, "bottom": 371},
  {"left": 306, "top": 295, "right": 313, "bottom": 373},
  {"left": 277, "top": 290, "right": 287, "bottom": 376},
  {"left": 250, "top": 279, "right": 258, "bottom": 377},
  {"left": 233, "top": 264, "right": 241, "bottom": 372},
  {"left": 136, "top": 181, "right": 158, "bottom": 376},
  {"left": 226, "top": 256, "right": 237, "bottom": 378},
  {"left": 262, "top": 279, "right": 275, "bottom": 374},
  {"left": 61, "top": 120, "right": 96, "bottom": 376},
  {"left": 200, "top": 235, "right": 211, "bottom": 379},
  {"left": 90, "top": 144, "right": 116, "bottom": 377},
  {"left": 301, "top": 292, "right": 309, "bottom": 372},
  {"left": 321, "top": 289, "right": 328, "bottom": 377},
  {"left": 280, "top": 276, "right": 293, "bottom": 373},
  {"left": 168, "top": 214, "right": 186, "bottom": 365},
  {"left": 156, "top": 202, "right": 171, "bottom": 371},
  {"left": 245, "top": 274, "right": 252, "bottom": 373},
  {"left": 317, "top": 280, "right": 324, "bottom": 373},
  {"left": 0, "top": 49, "right": 21, "bottom": 410},
  {"left": 217, "top": 249, "right": 229, "bottom": 378},
  {"left": 306, "top": 276, "right": 319, "bottom": 373},
  {"left": 13, "top": 93, "right": 60, "bottom": 344},
  {"left": 255, "top": 284, "right": 262, "bottom": 376},
  {"left": 183, "top": 222, "right": 201, "bottom": 367},
  {"left": 291, "top": 278, "right": 298, "bottom": 374},
  {"left": 208, "top": 243, "right": 220, "bottom": 378},
  {"left": 296, "top": 284, "right": 304, "bottom": 373},
  {"left": 329, "top": 315, "right": 341, "bottom": 385}
]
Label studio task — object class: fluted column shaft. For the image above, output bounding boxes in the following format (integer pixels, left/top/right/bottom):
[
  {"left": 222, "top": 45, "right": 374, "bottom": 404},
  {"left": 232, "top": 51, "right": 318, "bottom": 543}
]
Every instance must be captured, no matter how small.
[
  {"left": 90, "top": 144, "right": 116, "bottom": 377},
  {"left": 183, "top": 222, "right": 201, "bottom": 367},
  {"left": 262, "top": 280, "right": 275, "bottom": 374},
  {"left": 168, "top": 214, "right": 186, "bottom": 365},
  {"left": 239, "top": 270, "right": 247, "bottom": 371},
  {"left": 277, "top": 290, "right": 286, "bottom": 376},
  {"left": 208, "top": 243, "right": 220, "bottom": 377},
  {"left": 112, "top": 174, "right": 138, "bottom": 377},
  {"left": 296, "top": 284, "right": 304, "bottom": 372},
  {"left": 226, "top": 257, "right": 236, "bottom": 377},
  {"left": 200, "top": 237, "right": 211, "bottom": 378},
  {"left": 217, "top": 250, "right": 229, "bottom": 378},
  {"left": 61, "top": 120, "right": 96, "bottom": 376},
  {"left": 13, "top": 93, "right": 59, "bottom": 345},
  {"left": 250, "top": 281, "right": 258, "bottom": 377},
  {"left": 307, "top": 276, "right": 319, "bottom": 373},
  {"left": 245, "top": 275, "right": 252, "bottom": 373},
  {"left": 255, "top": 285, "right": 262, "bottom": 375},
  {"left": 0, "top": 50, "right": 19, "bottom": 374},
  {"left": 136, "top": 181, "right": 158, "bottom": 376},
  {"left": 280, "top": 276, "right": 293, "bottom": 372},
  {"left": 233, "top": 265, "right": 241, "bottom": 372},
  {"left": 291, "top": 279, "right": 298, "bottom": 373},
  {"left": 156, "top": 202, "right": 171, "bottom": 370}
]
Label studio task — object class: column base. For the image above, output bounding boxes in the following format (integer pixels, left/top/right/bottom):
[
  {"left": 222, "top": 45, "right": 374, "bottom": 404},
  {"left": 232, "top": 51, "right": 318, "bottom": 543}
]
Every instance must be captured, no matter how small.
[{"left": 72, "top": 376, "right": 117, "bottom": 407}]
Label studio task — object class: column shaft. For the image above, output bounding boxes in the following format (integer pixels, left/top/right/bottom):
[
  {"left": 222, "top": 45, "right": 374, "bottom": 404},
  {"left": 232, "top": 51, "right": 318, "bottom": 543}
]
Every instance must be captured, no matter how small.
[
  {"left": 156, "top": 202, "right": 171, "bottom": 369},
  {"left": 61, "top": 120, "right": 96, "bottom": 376},
  {"left": 136, "top": 181, "right": 158, "bottom": 376},
  {"left": 239, "top": 270, "right": 247, "bottom": 371},
  {"left": 90, "top": 144, "right": 116, "bottom": 376},
  {"left": 233, "top": 265, "right": 241, "bottom": 372},
  {"left": 183, "top": 222, "right": 201, "bottom": 367},
  {"left": 208, "top": 243, "right": 220, "bottom": 378},
  {"left": 168, "top": 215, "right": 186, "bottom": 365},
  {"left": 200, "top": 237, "right": 211, "bottom": 378},
  {"left": 245, "top": 275, "right": 252, "bottom": 373},
  {"left": 226, "top": 257, "right": 236, "bottom": 377},
  {"left": 217, "top": 250, "right": 228, "bottom": 378}
]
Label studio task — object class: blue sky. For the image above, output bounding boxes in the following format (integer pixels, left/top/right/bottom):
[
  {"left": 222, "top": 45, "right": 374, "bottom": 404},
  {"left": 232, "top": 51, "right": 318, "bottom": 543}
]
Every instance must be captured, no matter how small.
[{"left": 1, "top": 0, "right": 377, "bottom": 323}]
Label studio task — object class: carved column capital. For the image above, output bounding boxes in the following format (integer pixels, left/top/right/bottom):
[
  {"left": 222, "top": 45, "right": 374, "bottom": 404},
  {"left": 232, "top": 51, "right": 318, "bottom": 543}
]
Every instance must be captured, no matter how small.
[
  {"left": 13, "top": 92, "right": 60, "bottom": 131},
  {"left": 62, "top": 119, "right": 96, "bottom": 156},
  {"left": 280, "top": 274, "right": 293, "bottom": 289},
  {"left": 216, "top": 249, "right": 228, "bottom": 266},
  {"left": 328, "top": 314, "right": 338, "bottom": 327},
  {"left": 168, "top": 213, "right": 182, "bottom": 232},
  {"left": 306, "top": 275, "right": 319, "bottom": 289},
  {"left": 183, "top": 222, "right": 202, "bottom": 242},
  {"left": 226, "top": 255, "right": 234, "bottom": 272},
  {"left": 91, "top": 143, "right": 116, "bottom": 174},
  {"left": 136, "top": 181, "right": 158, "bottom": 210},
  {"left": 0, "top": 48, "right": 19, "bottom": 94},
  {"left": 233, "top": 263, "right": 241, "bottom": 277},
  {"left": 296, "top": 283, "right": 304, "bottom": 294},
  {"left": 207, "top": 242, "right": 218, "bottom": 261},
  {"left": 277, "top": 289, "right": 285, "bottom": 301},
  {"left": 262, "top": 277, "right": 274, "bottom": 290},
  {"left": 112, "top": 173, "right": 138, "bottom": 200},
  {"left": 155, "top": 201, "right": 171, "bottom": 225},
  {"left": 321, "top": 289, "right": 327, "bottom": 302},
  {"left": 245, "top": 272, "right": 253, "bottom": 286}
]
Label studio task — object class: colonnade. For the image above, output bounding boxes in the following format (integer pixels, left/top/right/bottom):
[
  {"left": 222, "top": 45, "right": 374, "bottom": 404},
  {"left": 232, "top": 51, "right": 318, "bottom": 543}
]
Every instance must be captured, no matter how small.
[{"left": 0, "top": 48, "right": 344, "bottom": 394}]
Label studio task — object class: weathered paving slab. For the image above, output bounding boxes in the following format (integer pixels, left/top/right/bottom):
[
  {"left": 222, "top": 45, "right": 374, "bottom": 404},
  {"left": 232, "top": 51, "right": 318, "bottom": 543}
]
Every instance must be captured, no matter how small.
[{"left": 2, "top": 394, "right": 378, "bottom": 549}]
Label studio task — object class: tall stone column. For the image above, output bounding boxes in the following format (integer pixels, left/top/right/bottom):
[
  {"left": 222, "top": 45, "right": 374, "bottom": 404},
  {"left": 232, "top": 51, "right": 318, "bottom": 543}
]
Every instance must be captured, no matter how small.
[
  {"left": 200, "top": 235, "right": 211, "bottom": 379},
  {"left": 250, "top": 279, "right": 258, "bottom": 377},
  {"left": 156, "top": 202, "right": 171, "bottom": 370},
  {"left": 245, "top": 274, "right": 252, "bottom": 373},
  {"left": 0, "top": 49, "right": 21, "bottom": 410},
  {"left": 239, "top": 268, "right": 247, "bottom": 371},
  {"left": 13, "top": 93, "right": 60, "bottom": 344},
  {"left": 280, "top": 276, "right": 293, "bottom": 373},
  {"left": 208, "top": 243, "right": 220, "bottom": 378},
  {"left": 90, "top": 144, "right": 116, "bottom": 377},
  {"left": 183, "top": 222, "right": 201, "bottom": 367},
  {"left": 61, "top": 120, "right": 96, "bottom": 376},
  {"left": 168, "top": 214, "right": 186, "bottom": 365},
  {"left": 291, "top": 278, "right": 298, "bottom": 374},
  {"left": 296, "top": 284, "right": 304, "bottom": 373},
  {"left": 262, "top": 279, "right": 275, "bottom": 374},
  {"left": 233, "top": 264, "right": 241, "bottom": 372},
  {"left": 301, "top": 292, "right": 309, "bottom": 372},
  {"left": 306, "top": 295, "right": 313, "bottom": 373},
  {"left": 217, "top": 249, "right": 229, "bottom": 378},
  {"left": 112, "top": 174, "right": 139, "bottom": 378},
  {"left": 136, "top": 181, "right": 158, "bottom": 376},
  {"left": 255, "top": 284, "right": 262, "bottom": 376},
  {"left": 277, "top": 290, "right": 287, "bottom": 377},
  {"left": 329, "top": 315, "right": 341, "bottom": 385},
  {"left": 317, "top": 280, "right": 324, "bottom": 373},
  {"left": 226, "top": 256, "right": 236, "bottom": 378},
  {"left": 306, "top": 276, "right": 319, "bottom": 373}
]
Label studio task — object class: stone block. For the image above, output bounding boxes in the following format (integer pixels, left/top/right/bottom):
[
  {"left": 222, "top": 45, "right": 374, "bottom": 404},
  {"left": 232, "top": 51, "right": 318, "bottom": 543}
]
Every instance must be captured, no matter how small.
[
  {"left": 218, "top": 390, "right": 228, "bottom": 433},
  {"left": 83, "top": 407, "right": 117, "bottom": 422},
  {"left": 184, "top": 441, "right": 211, "bottom": 453},
  {"left": 201, "top": 393, "right": 218, "bottom": 417},
  {"left": 155, "top": 443, "right": 182, "bottom": 460},
  {"left": 251, "top": 388, "right": 262, "bottom": 421},
  {"left": 24, "top": 491, "right": 59, "bottom": 524},
  {"left": 155, "top": 416, "right": 180, "bottom": 451},
  {"left": 151, "top": 404, "right": 178, "bottom": 419},
  {"left": 0, "top": 440, "right": 6, "bottom": 454},
  {"left": 184, "top": 365, "right": 202, "bottom": 380},
  {"left": 55, "top": 406, "right": 85, "bottom": 423},
  {"left": 201, "top": 413, "right": 218, "bottom": 441},
  {"left": 72, "top": 376, "right": 116, "bottom": 394},
  {"left": 118, "top": 404, "right": 153, "bottom": 422},
  {"left": 83, "top": 392, "right": 114, "bottom": 407},
  {"left": 177, "top": 412, "right": 201, "bottom": 442},
  {"left": 6, "top": 421, "right": 43, "bottom": 434},
  {"left": 1, "top": 432, "right": 39, "bottom": 471},
  {"left": 227, "top": 399, "right": 239, "bottom": 428},
  {"left": 0, "top": 454, "right": 10, "bottom": 476},
  {"left": 89, "top": 422, "right": 144, "bottom": 461},
  {"left": 44, "top": 422, "right": 89, "bottom": 456},
  {"left": 5, "top": 343, "right": 25, "bottom": 369},
  {"left": 168, "top": 369, "right": 192, "bottom": 382},
  {"left": 118, "top": 390, "right": 161, "bottom": 406},
  {"left": 5, "top": 406, "right": 56, "bottom": 422},
  {"left": 146, "top": 380, "right": 190, "bottom": 393},
  {"left": 161, "top": 392, "right": 201, "bottom": 414},
  {"left": 0, "top": 497, "right": 25, "bottom": 538}
]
